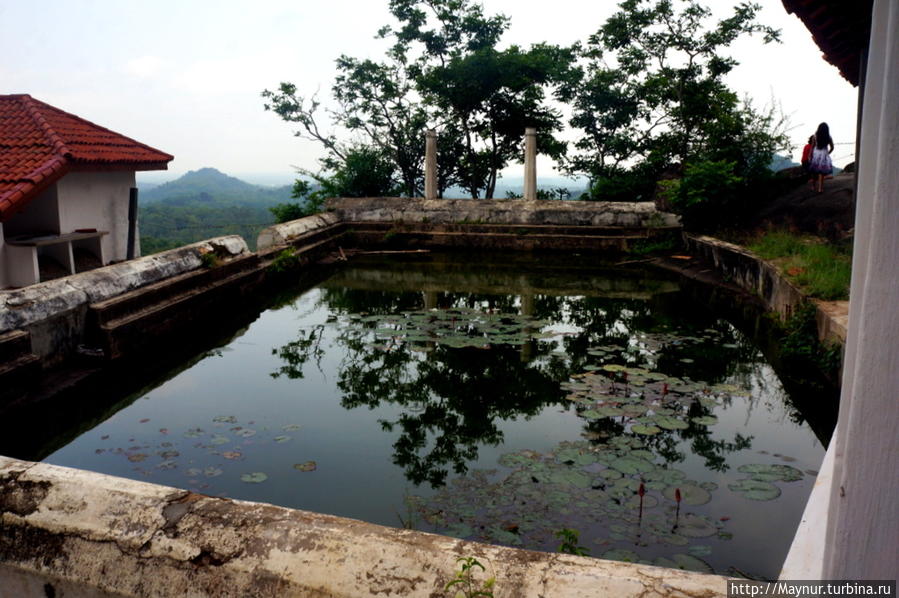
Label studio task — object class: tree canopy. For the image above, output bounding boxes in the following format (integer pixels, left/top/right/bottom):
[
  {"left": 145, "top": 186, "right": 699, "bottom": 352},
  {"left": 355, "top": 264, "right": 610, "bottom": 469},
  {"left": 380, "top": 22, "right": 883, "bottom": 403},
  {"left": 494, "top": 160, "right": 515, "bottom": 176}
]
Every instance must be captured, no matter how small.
[{"left": 264, "top": 0, "right": 789, "bottom": 222}]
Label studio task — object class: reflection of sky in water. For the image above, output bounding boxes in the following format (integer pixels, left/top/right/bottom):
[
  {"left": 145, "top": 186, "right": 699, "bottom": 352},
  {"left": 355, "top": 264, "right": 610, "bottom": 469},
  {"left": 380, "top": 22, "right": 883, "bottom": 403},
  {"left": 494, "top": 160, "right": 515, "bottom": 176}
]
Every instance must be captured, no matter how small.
[{"left": 43, "top": 261, "right": 825, "bottom": 580}]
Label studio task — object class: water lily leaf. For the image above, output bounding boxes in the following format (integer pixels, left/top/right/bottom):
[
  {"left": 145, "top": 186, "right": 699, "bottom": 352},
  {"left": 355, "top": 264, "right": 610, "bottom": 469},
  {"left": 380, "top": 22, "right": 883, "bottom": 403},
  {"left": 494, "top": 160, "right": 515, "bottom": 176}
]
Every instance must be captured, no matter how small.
[
  {"left": 677, "top": 513, "right": 718, "bottom": 538},
  {"left": 127, "top": 453, "right": 148, "bottom": 463},
  {"left": 610, "top": 456, "right": 655, "bottom": 475},
  {"left": 210, "top": 435, "right": 229, "bottom": 446},
  {"left": 728, "top": 479, "right": 781, "bottom": 501},
  {"left": 157, "top": 460, "right": 178, "bottom": 470},
  {"left": 691, "top": 416, "right": 718, "bottom": 426},
  {"left": 235, "top": 429, "right": 257, "bottom": 438},
  {"left": 184, "top": 428, "right": 204, "bottom": 438},
  {"left": 273, "top": 435, "right": 291, "bottom": 443},
  {"left": 737, "top": 463, "right": 803, "bottom": 483},
  {"left": 240, "top": 472, "right": 268, "bottom": 483},
  {"left": 602, "top": 548, "right": 639, "bottom": 563},
  {"left": 548, "top": 469, "right": 592, "bottom": 488},
  {"left": 204, "top": 467, "right": 223, "bottom": 478},
  {"left": 653, "top": 415, "right": 689, "bottom": 430},
  {"left": 663, "top": 483, "right": 711, "bottom": 506},
  {"left": 293, "top": 461, "right": 316, "bottom": 472},
  {"left": 213, "top": 415, "right": 238, "bottom": 424},
  {"left": 688, "top": 544, "right": 713, "bottom": 557},
  {"left": 159, "top": 450, "right": 179, "bottom": 459},
  {"left": 282, "top": 424, "right": 301, "bottom": 431},
  {"left": 672, "top": 553, "right": 714, "bottom": 573},
  {"left": 631, "top": 424, "right": 661, "bottom": 436},
  {"left": 222, "top": 451, "right": 242, "bottom": 460}
]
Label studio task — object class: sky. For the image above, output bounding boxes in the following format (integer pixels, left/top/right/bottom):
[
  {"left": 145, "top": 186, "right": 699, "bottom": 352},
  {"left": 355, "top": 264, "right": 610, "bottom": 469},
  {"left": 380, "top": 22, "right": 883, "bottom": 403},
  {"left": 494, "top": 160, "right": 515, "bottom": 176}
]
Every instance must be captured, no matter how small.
[{"left": 1, "top": 0, "right": 859, "bottom": 186}]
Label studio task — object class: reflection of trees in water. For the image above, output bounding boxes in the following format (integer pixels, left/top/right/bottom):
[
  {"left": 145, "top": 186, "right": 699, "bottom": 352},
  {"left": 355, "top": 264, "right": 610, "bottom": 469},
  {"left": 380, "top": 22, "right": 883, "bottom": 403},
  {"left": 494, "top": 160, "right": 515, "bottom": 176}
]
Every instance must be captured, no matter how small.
[{"left": 269, "top": 282, "right": 780, "bottom": 488}]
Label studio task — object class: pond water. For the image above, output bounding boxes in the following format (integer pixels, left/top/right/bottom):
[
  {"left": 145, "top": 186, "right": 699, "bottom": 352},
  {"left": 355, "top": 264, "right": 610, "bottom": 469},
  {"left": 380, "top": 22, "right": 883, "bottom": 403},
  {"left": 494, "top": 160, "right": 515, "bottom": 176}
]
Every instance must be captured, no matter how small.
[{"left": 42, "top": 253, "right": 825, "bottom": 579}]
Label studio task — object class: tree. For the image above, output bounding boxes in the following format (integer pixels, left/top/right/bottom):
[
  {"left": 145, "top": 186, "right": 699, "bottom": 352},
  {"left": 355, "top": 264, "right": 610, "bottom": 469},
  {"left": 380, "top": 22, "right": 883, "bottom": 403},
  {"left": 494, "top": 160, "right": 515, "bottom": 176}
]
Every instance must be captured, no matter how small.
[
  {"left": 560, "top": 0, "right": 786, "bottom": 202},
  {"left": 264, "top": 0, "right": 574, "bottom": 200},
  {"left": 382, "top": 0, "right": 573, "bottom": 198},
  {"left": 269, "top": 146, "right": 397, "bottom": 224}
]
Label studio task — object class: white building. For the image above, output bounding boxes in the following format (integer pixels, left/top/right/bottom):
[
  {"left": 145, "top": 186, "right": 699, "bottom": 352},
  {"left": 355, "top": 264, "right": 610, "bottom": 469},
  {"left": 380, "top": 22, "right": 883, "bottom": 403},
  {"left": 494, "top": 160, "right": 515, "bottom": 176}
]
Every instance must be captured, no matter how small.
[{"left": 0, "top": 95, "right": 172, "bottom": 288}]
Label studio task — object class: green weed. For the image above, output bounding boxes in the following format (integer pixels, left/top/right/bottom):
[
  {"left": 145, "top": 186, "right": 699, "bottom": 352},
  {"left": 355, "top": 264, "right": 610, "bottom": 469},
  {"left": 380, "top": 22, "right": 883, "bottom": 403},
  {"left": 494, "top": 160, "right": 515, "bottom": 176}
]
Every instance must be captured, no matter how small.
[
  {"left": 445, "top": 557, "right": 495, "bottom": 598},
  {"left": 748, "top": 231, "right": 851, "bottom": 300}
]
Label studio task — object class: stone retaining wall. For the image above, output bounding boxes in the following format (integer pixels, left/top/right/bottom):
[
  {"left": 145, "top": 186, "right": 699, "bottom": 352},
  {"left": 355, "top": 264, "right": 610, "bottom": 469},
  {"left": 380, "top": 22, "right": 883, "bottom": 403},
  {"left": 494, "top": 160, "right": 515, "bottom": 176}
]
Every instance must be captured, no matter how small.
[
  {"left": 0, "top": 455, "right": 730, "bottom": 598},
  {"left": 326, "top": 197, "right": 680, "bottom": 227},
  {"left": 685, "top": 234, "right": 848, "bottom": 344},
  {"left": 0, "top": 236, "right": 249, "bottom": 362}
]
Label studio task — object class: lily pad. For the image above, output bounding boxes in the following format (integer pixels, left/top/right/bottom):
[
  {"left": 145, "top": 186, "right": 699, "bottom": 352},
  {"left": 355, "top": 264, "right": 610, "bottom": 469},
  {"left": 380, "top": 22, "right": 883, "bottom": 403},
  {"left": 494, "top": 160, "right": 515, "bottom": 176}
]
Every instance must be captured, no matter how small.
[
  {"left": 222, "top": 451, "right": 242, "bottom": 460},
  {"left": 631, "top": 424, "right": 661, "bottom": 436},
  {"left": 677, "top": 513, "right": 719, "bottom": 538},
  {"left": 235, "top": 429, "right": 257, "bottom": 438},
  {"left": 672, "top": 553, "right": 714, "bottom": 573},
  {"left": 691, "top": 415, "right": 718, "bottom": 426},
  {"left": 602, "top": 548, "right": 639, "bottom": 563},
  {"left": 204, "top": 467, "right": 223, "bottom": 478},
  {"left": 663, "top": 483, "right": 711, "bottom": 506},
  {"left": 728, "top": 479, "right": 781, "bottom": 501},
  {"left": 240, "top": 472, "right": 268, "bottom": 483},
  {"left": 282, "top": 424, "right": 301, "bottom": 431},
  {"left": 273, "top": 435, "right": 291, "bottom": 443},
  {"left": 653, "top": 415, "right": 688, "bottom": 430},
  {"left": 213, "top": 415, "right": 238, "bottom": 424},
  {"left": 737, "top": 463, "right": 803, "bottom": 483},
  {"left": 610, "top": 456, "right": 655, "bottom": 475},
  {"left": 293, "top": 461, "right": 317, "bottom": 472}
]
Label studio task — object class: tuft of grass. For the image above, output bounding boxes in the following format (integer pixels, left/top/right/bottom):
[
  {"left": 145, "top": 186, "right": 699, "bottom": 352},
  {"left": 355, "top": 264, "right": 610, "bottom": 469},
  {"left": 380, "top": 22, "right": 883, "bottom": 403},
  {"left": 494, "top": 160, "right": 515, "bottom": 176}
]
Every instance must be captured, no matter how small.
[{"left": 748, "top": 231, "right": 851, "bottom": 300}]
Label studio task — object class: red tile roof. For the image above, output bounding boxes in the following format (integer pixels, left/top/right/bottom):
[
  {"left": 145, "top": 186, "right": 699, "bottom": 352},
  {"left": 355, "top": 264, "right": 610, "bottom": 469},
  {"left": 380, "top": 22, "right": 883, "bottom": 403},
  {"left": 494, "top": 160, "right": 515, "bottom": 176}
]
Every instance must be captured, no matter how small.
[
  {"left": 782, "top": 0, "right": 873, "bottom": 86},
  {"left": 0, "top": 94, "right": 173, "bottom": 222}
]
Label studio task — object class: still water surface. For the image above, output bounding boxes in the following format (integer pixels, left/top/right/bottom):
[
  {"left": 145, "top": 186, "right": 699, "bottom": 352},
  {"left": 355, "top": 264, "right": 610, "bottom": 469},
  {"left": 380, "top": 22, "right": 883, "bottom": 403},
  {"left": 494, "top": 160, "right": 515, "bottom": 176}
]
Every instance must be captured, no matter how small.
[{"left": 44, "top": 254, "right": 825, "bottom": 579}]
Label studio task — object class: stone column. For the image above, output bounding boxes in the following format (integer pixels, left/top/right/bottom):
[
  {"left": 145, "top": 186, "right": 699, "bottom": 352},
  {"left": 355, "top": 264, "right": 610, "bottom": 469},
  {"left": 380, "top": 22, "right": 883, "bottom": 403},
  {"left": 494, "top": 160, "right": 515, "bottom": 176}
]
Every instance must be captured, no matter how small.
[
  {"left": 424, "top": 129, "right": 437, "bottom": 201},
  {"left": 822, "top": 0, "right": 899, "bottom": 580},
  {"left": 523, "top": 127, "right": 537, "bottom": 201}
]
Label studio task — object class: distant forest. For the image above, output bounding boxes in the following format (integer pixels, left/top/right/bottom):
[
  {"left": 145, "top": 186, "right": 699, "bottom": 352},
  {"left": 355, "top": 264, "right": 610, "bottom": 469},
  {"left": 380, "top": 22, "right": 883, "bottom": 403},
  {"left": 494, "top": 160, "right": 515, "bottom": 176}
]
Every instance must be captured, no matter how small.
[{"left": 138, "top": 168, "right": 294, "bottom": 253}]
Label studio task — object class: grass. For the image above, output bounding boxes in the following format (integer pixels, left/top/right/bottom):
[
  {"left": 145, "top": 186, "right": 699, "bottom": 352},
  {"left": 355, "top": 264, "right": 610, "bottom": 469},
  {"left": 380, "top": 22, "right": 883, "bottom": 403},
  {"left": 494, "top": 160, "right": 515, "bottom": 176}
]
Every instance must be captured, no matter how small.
[{"left": 747, "top": 231, "right": 851, "bottom": 300}]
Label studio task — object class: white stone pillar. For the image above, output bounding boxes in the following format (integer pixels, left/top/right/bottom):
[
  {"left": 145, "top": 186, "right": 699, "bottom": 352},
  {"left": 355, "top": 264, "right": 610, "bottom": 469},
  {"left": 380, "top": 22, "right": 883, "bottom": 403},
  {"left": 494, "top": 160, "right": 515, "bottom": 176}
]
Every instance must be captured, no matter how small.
[
  {"left": 424, "top": 129, "right": 437, "bottom": 201},
  {"left": 822, "top": 0, "right": 899, "bottom": 580},
  {"left": 523, "top": 127, "right": 537, "bottom": 201}
]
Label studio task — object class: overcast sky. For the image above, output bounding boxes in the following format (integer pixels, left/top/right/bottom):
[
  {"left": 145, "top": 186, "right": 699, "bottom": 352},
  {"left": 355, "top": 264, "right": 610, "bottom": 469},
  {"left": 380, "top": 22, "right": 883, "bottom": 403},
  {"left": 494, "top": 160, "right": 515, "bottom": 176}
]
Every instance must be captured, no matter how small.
[{"left": 1, "top": 0, "right": 859, "bottom": 185}]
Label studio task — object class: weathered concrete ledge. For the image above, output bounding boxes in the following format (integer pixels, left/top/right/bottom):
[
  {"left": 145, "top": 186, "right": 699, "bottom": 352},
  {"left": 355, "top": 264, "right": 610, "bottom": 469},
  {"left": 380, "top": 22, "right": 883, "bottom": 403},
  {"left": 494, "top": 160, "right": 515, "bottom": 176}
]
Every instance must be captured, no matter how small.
[
  {"left": 256, "top": 212, "right": 341, "bottom": 251},
  {"left": 0, "top": 455, "right": 730, "bottom": 597},
  {"left": 0, "top": 236, "right": 248, "bottom": 360},
  {"left": 685, "top": 235, "right": 848, "bottom": 344},
  {"left": 326, "top": 197, "right": 680, "bottom": 228}
]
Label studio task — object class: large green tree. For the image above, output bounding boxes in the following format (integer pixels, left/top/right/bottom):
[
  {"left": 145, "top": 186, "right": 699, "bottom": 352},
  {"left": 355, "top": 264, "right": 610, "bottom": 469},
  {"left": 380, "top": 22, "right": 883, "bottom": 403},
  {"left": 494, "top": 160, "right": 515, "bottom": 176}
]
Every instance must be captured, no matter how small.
[
  {"left": 560, "top": 0, "right": 786, "bottom": 201},
  {"left": 265, "top": 0, "right": 573, "bottom": 200}
]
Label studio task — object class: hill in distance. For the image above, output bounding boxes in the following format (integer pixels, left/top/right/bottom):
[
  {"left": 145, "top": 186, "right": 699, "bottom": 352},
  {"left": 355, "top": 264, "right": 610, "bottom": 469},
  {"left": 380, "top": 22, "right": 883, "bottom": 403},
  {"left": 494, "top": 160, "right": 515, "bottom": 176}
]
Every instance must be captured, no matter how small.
[
  {"left": 140, "top": 167, "right": 294, "bottom": 206},
  {"left": 138, "top": 167, "right": 300, "bottom": 254}
]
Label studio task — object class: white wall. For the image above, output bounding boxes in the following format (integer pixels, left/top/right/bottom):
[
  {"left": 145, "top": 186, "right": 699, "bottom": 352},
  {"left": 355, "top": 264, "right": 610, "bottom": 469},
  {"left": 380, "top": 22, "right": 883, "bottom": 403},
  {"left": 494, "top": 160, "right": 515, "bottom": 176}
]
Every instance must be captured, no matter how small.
[
  {"left": 822, "top": 0, "right": 899, "bottom": 579},
  {"left": 57, "top": 171, "right": 136, "bottom": 263},
  {"left": 0, "top": 222, "right": 6, "bottom": 289},
  {"left": 2, "top": 185, "right": 60, "bottom": 237}
]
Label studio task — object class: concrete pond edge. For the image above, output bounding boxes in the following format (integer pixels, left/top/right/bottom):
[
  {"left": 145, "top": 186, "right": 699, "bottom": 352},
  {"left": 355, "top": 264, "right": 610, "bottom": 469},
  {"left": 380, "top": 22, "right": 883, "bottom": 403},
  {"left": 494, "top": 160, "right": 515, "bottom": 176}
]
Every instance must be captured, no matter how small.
[{"left": 0, "top": 455, "right": 733, "bottom": 597}]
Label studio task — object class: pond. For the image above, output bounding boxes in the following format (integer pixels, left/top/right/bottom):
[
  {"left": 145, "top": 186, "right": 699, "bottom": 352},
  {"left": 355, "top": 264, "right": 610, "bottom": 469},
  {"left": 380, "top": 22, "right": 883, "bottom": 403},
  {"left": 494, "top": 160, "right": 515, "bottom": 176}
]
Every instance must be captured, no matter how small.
[{"left": 40, "top": 252, "right": 826, "bottom": 580}]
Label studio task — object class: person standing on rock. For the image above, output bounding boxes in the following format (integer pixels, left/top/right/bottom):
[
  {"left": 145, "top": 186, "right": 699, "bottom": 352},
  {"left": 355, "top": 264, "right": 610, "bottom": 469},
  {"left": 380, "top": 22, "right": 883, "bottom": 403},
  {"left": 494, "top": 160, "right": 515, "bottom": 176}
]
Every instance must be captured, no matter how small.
[
  {"left": 801, "top": 134, "right": 816, "bottom": 189},
  {"left": 808, "top": 122, "right": 834, "bottom": 193}
]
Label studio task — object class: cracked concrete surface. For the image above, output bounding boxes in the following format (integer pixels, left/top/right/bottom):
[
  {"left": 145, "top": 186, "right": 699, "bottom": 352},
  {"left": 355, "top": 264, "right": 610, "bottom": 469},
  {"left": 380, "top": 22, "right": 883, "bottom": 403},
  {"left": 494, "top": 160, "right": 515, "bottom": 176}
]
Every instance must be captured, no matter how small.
[{"left": 0, "top": 456, "right": 730, "bottom": 597}]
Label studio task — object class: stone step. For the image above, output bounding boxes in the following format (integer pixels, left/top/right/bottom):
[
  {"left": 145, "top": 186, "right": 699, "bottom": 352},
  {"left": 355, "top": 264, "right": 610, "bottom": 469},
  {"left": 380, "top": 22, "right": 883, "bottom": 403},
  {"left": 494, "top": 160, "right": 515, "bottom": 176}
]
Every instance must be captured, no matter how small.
[
  {"left": 96, "top": 263, "right": 263, "bottom": 360},
  {"left": 0, "top": 352, "right": 41, "bottom": 391},
  {"left": 0, "top": 329, "right": 32, "bottom": 363},
  {"left": 348, "top": 229, "right": 661, "bottom": 251},
  {"left": 89, "top": 253, "right": 260, "bottom": 328}
]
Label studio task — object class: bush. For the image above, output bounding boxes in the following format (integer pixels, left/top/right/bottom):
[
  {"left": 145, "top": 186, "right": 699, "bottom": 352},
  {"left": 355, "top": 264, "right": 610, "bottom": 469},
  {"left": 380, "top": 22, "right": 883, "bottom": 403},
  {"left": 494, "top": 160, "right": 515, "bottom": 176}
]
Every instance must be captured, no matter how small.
[{"left": 668, "top": 160, "right": 744, "bottom": 230}]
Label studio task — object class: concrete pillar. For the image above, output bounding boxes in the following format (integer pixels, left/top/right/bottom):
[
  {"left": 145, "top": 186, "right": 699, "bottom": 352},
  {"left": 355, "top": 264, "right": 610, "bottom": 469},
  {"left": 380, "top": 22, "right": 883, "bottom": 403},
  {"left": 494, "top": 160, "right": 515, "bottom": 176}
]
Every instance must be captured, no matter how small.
[
  {"left": 523, "top": 127, "right": 537, "bottom": 201},
  {"left": 424, "top": 129, "right": 437, "bottom": 201},
  {"left": 822, "top": 0, "right": 899, "bottom": 579}
]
